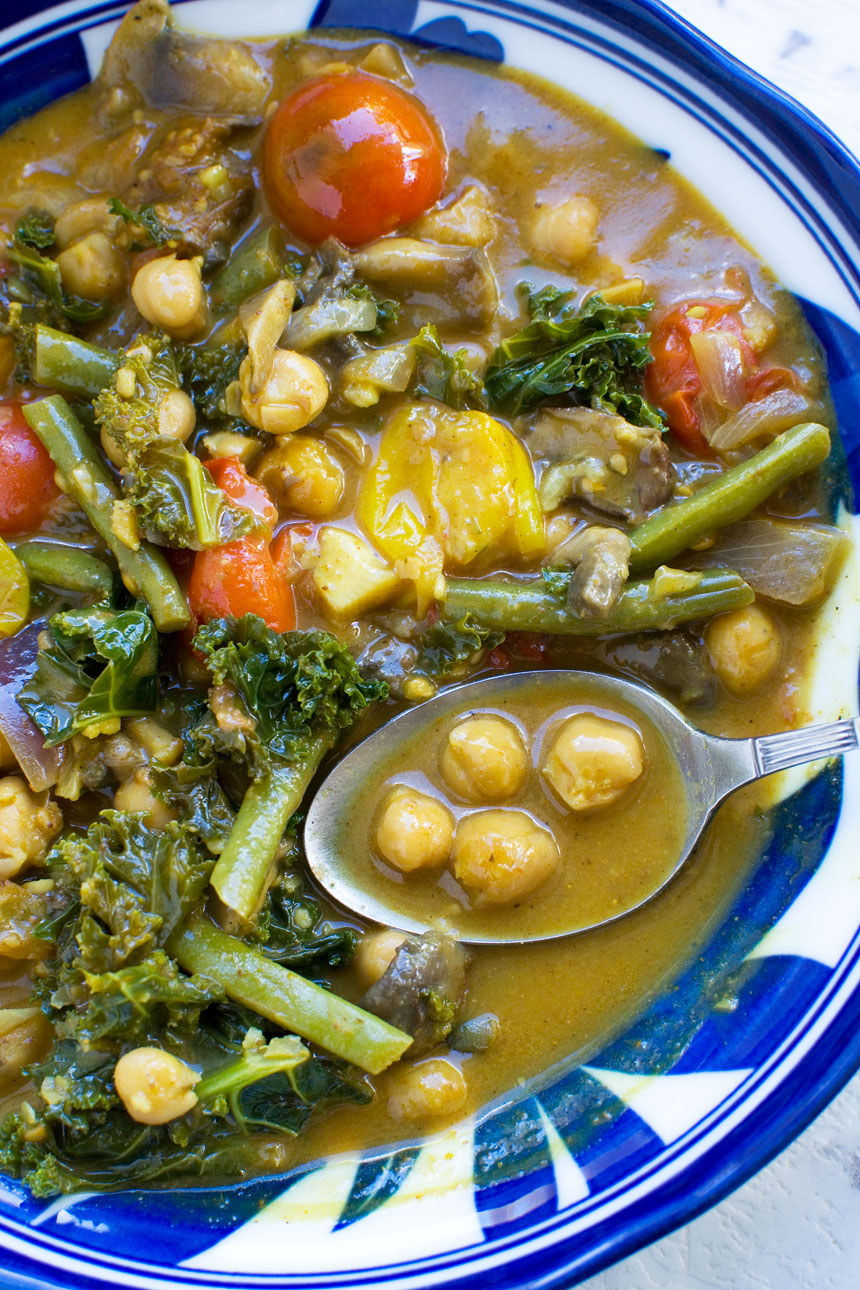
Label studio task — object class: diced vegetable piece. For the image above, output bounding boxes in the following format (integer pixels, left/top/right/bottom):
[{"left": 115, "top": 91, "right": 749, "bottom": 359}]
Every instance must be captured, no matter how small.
[
  {"left": 311, "top": 527, "right": 401, "bottom": 618},
  {"left": 22, "top": 397, "right": 190, "bottom": 631},
  {"left": 284, "top": 297, "right": 378, "bottom": 351},
  {"left": 210, "top": 224, "right": 287, "bottom": 308},
  {"left": 689, "top": 517, "right": 851, "bottom": 605},
  {"left": 171, "top": 914, "right": 413, "bottom": 1074},
  {"left": 442, "top": 567, "right": 754, "bottom": 636},
  {"left": 628, "top": 422, "right": 831, "bottom": 573},
  {"left": 358, "top": 402, "right": 544, "bottom": 614},
  {"left": 0, "top": 540, "right": 29, "bottom": 639}
]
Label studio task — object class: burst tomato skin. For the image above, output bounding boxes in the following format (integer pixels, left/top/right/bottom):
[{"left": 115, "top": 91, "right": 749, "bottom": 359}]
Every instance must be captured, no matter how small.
[
  {"left": 188, "top": 539, "right": 296, "bottom": 633},
  {"left": 263, "top": 71, "right": 446, "bottom": 247},
  {"left": 204, "top": 458, "right": 278, "bottom": 531},
  {"left": 0, "top": 402, "right": 60, "bottom": 532}
]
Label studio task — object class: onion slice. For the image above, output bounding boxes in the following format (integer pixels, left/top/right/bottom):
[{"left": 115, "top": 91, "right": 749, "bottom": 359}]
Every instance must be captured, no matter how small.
[
  {"left": 690, "top": 329, "right": 748, "bottom": 410},
  {"left": 707, "top": 388, "right": 815, "bottom": 452},
  {"left": 0, "top": 622, "right": 60, "bottom": 791}
]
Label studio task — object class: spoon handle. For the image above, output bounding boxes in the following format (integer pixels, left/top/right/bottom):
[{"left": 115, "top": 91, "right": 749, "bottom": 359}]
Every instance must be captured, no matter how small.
[{"left": 752, "top": 716, "right": 860, "bottom": 777}]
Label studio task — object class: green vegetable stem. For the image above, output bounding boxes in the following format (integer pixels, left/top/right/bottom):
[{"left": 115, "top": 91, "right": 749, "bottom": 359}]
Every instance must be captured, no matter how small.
[
  {"left": 16, "top": 541, "right": 115, "bottom": 598},
  {"left": 32, "top": 324, "right": 118, "bottom": 397},
  {"left": 210, "top": 223, "right": 288, "bottom": 308},
  {"left": 171, "top": 914, "right": 413, "bottom": 1074},
  {"left": 442, "top": 567, "right": 754, "bottom": 636},
  {"left": 629, "top": 421, "right": 832, "bottom": 572},
  {"left": 210, "top": 737, "right": 331, "bottom": 921},
  {"left": 22, "top": 396, "right": 190, "bottom": 631}
]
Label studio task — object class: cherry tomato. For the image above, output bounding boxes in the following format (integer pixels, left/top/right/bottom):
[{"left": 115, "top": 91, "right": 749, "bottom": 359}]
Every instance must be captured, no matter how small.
[
  {"left": 270, "top": 523, "right": 314, "bottom": 584},
  {"left": 205, "top": 458, "right": 278, "bottom": 532},
  {"left": 0, "top": 402, "right": 60, "bottom": 532},
  {"left": 263, "top": 71, "right": 446, "bottom": 247},
  {"left": 188, "top": 539, "right": 296, "bottom": 633}
]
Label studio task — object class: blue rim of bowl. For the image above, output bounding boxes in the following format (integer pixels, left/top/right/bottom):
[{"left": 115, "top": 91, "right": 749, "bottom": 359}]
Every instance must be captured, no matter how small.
[{"left": 0, "top": 2, "right": 858, "bottom": 1287}]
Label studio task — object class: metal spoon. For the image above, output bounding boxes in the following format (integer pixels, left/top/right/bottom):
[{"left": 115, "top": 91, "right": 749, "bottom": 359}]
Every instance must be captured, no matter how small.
[{"left": 304, "top": 669, "right": 858, "bottom": 945}]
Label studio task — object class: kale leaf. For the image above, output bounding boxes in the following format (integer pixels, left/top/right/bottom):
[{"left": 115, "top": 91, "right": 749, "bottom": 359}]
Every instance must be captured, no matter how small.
[
  {"left": 411, "top": 324, "right": 486, "bottom": 410},
  {"left": 94, "top": 335, "right": 254, "bottom": 548},
  {"left": 485, "top": 287, "right": 665, "bottom": 425},
  {"left": 14, "top": 208, "right": 55, "bottom": 250},
  {"left": 257, "top": 873, "right": 357, "bottom": 971},
  {"left": 108, "top": 197, "right": 178, "bottom": 248},
  {"left": 415, "top": 614, "right": 504, "bottom": 677},
  {"left": 193, "top": 617, "right": 388, "bottom": 773},
  {"left": 18, "top": 606, "right": 158, "bottom": 745},
  {"left": 175, "top": 340, "right": 247, "bottom": 427}
]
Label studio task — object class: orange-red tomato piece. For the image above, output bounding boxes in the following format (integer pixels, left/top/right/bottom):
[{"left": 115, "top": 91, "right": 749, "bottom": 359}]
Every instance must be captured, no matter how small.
[
  {"left": 188, "top": 538, "right": 296, "bottom": 633},
  {"left": 205, "top": 457, "right": 278, "bottom": 532},
  {"left": 263, "top": 71, "right": 446, "bottom": 247},
  {"left": 0, "top": 401, "right": 60, "bottom": 533},
  {"left": 646, "top": 301, "right": 754, "bottom": 455}
]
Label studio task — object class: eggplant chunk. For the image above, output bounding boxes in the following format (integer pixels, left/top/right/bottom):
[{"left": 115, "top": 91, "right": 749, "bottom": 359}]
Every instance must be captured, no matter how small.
[{"left": 360, "top": 931, "right": 469, "bottom": 1054}]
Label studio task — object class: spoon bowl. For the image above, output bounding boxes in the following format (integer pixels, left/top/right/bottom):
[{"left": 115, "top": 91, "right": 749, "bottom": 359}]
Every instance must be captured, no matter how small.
[{"left": 305, "top": 670, "right": 859, "bottom": 944}]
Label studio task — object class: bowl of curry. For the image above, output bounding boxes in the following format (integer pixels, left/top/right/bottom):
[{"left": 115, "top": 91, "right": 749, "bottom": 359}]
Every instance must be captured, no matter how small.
[{"left": 0, "top": 1, "right": 858, "bottom": 1288}]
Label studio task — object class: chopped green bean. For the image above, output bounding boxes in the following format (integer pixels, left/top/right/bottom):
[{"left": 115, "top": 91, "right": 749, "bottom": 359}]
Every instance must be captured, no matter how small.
[
  {"left": 210, "top": 225, "right": 287, "bottom": 309},
  {"left": 15, "top": 542, "right": 115, "bottom": 598},
  {"left": 22, "top": 396, "right": 190, "bottom": 631},
  {"left": 32, "top": 324, "right": 117, "bottom": 398},
  {"left": 170, "top": 913, "right": 413, "bottom": 1075},
  {"left": 629, "top": 421, "right": 831, "bottom": 572},
  {"left": 442, "top": 567, "right": 753, "bottom": 636},
  {"left": 210, "top": 735, "right": 331, "bottom": 923}
]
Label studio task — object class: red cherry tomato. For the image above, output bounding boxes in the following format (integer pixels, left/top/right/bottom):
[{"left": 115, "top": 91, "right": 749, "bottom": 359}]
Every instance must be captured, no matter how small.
[
  {"left": 205, "top": 458, "right": 278, "bottom": 532},
  {"left": 0, "top": 402, "right": 60, "bottom": 532},
  {"left": 263, "top": 71, "right": 446, "bottom": 247},
  {"left": 188, "top": 538, "right": 296, "bottom": 633}
]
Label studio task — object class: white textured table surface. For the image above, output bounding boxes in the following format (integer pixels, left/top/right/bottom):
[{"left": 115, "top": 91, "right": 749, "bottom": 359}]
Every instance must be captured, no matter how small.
[{"left": 584, "top": 5, "right": 860, "bottom": 1286}]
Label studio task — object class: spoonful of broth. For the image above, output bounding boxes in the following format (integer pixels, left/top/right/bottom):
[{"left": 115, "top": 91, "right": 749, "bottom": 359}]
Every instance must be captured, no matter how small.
[{"left": 304, "top": 669, "right": 859, "bottom": 945}]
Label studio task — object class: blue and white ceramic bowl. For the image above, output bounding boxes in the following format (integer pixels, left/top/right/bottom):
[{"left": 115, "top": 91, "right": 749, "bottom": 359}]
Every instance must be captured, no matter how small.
[{"left": 1, "top": 2, "right": 859, "bottom": 1287}]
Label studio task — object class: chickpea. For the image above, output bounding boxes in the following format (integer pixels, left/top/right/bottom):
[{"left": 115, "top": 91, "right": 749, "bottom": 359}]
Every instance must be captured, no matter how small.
[
  {"left": 354, "top": 928, "right": 408, "bottom": 986},
  {"left": 114, "top": 1047, "right": 199, "bottom": 1125},
  {"left": 387, "top": 1058, "right": 467, "bottom": 1122},
  {"left": 131, "top": 254, "right": 208, "bottom": 340},
  {"left": 157, "top": 388, "right": 196, "bottom": 443},
  {"left": 0, "top": 731, "right": 16, "bottom": 771},
  {"left": 54, "top": 196, "right": 121, "bottom": 250},
  {"left": 255, "top": 435, "right": 344, "bottom": 518},
  {"left": 531, "top": 195, "right": 599, "bottom": 266},
  {"left": 375, "top": 786, "right": 454, "bottom": 873},
  {"left": 239, "top": 349, "right": 329, "bottom": 435},
  {"left": 440, "top": 715, "right": 528, "bottom": 803},
  {"left": 100, "top": 424, "right": 126, "bottom": 469},
  {"left": 541, "top": 713, "right": 644, "bottom": 813},
  {"left": 0, "top": 777, "right": 62, "bottom": 881},
  {"left": 113, "top": 767, "right": 176, "bottom": 830},
  {"left": 452, "top": 809, "right": 559, "bottom": 905},
  {"left": 56, "top": 231, "right": 124, "bottom": 302},
  {"left": 705, "top": 604, "right": 782, "bottom": 696}
]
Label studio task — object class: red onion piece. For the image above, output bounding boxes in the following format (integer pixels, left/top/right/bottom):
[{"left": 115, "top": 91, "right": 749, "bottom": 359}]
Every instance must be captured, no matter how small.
[{"left": 0, "top": 622, "right": 60, "bottom": 792}]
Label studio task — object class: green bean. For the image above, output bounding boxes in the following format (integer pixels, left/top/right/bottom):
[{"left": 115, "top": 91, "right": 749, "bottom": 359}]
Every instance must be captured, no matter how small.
[
  {"left": 22, "top": 396, "right": 190, "bottom": 631},
  {"left": 16, "top": 541, "right": 115, "bottom": 598},
  {"left": 170, "top": 913, "right": 413, "bottom": 1075},
  {"left": 442, "top": 568, "right": 753, "bottom": 636},
  {"left": 210, "top": 735, "right": 331, "bottom": 923},
  {"left": 629, "top": 421, "right": 831, "bottom": 573},
  {"left": 209, "top": 225, "right": 287, "bottom": 309},
  {"left": 32, "top": 324, "right": 117, "bottom": 398}
]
